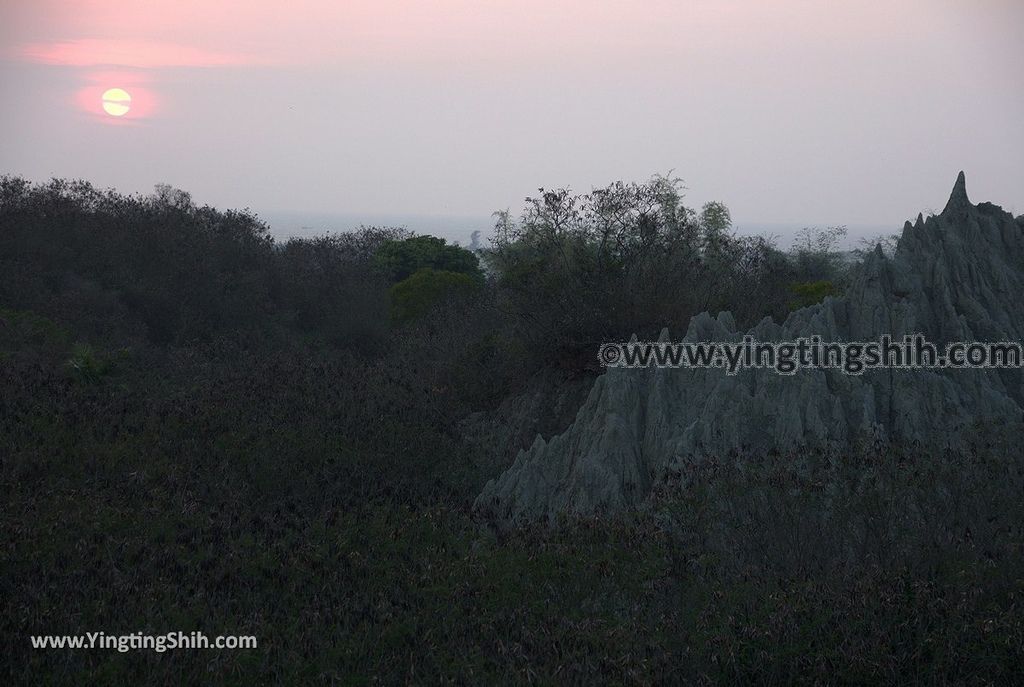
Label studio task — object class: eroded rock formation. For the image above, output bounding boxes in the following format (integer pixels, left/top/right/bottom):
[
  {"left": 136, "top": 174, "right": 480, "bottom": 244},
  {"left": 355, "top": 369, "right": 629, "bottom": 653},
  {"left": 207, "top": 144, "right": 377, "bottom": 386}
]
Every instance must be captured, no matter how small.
[{"left": 476, "top": 173, "right": 1024, "bottom": 522}]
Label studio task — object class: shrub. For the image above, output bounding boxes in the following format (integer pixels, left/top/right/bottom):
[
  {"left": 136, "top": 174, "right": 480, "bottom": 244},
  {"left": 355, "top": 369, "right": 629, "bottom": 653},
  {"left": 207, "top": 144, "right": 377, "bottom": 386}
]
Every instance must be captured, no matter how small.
[
  {"left": 787, "top": 279, "right": 838, "bottom": 310},
  {"left": 374, "top": 235, "right": 482, "bottom": 283},
  {"left": 64, "top": 343, "right": 112, "bottom": 385},
  {"left": 389, "top": 268, "right": 481, "bottom": 323}
]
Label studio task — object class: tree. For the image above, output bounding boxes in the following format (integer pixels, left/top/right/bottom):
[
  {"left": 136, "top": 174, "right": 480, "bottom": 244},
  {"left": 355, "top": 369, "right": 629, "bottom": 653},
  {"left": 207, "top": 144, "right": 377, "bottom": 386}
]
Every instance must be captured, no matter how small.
[
  {"left": 389, "top": 268, "right": 481, "bottom": 323},
  {"left": 790, "top": 225, "right": 849, "bottom": 283},
  {"left": 484, "top": 176, "right": 791, "bottom": 371},
  {"left": 373, "top": 236, "right": 482, "bottom": 283}
]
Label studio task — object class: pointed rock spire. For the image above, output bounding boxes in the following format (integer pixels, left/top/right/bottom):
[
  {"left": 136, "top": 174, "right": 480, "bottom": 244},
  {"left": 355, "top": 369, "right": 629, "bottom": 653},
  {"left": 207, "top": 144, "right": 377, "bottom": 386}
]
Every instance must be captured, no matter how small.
[{"left": 942, "top": 171, "right": 971, "bottom": 215}]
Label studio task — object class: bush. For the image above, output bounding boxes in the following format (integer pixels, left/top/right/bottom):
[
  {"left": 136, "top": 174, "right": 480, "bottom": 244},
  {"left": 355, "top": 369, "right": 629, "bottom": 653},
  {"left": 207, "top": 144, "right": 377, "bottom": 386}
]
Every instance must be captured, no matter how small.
[
  {"left": 374, "top": 235, "right": 482, "bottom": 282},
  {"left": 389, "top": 268, "right": 482, "bottom": 323},
  {"left": 64, "top": 343, "right": 113, "bottom": 385},
  {"left": 787, "top": 279, "right": 838, "bottom": 310}
]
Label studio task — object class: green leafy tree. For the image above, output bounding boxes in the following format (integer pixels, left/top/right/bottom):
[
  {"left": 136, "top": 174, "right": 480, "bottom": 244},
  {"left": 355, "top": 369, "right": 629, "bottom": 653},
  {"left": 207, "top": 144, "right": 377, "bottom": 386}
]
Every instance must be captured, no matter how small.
[
  {"left": 787, "top": 280, "right": 839, "bottom": 310},
  {"left": 374, "top": 236, "right": 482, "bottom": 282},
  {"left": 389, "top": 268, "right": 481, "bottom": 323}
]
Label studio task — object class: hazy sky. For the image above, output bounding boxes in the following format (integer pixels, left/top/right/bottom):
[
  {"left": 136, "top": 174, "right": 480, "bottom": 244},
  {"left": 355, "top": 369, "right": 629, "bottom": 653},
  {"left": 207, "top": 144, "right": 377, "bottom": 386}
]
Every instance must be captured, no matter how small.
[{"left": 1, "top": 0, "right": 1022, "bottom": 231}]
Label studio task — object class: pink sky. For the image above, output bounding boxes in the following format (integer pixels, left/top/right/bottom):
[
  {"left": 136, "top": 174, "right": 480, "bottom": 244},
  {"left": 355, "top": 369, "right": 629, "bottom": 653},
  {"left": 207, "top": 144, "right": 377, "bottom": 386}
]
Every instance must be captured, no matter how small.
[{"left": 1, "top": 0, "right": 1021, "bottom": 231}]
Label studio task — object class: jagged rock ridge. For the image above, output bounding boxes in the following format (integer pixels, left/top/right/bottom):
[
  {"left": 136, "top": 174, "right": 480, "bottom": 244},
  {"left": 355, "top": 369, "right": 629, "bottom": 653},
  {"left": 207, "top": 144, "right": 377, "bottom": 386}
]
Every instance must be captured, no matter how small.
[{"left": 476, "top": 173, "right": 1024, "bottom": 522}]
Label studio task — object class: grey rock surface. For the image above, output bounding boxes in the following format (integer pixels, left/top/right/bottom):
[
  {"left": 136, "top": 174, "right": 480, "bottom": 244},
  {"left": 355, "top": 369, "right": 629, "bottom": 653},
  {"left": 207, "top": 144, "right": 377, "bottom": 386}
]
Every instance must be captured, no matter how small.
[{"left": 476, "top": 173, "right": 1024, "bottom": 523}]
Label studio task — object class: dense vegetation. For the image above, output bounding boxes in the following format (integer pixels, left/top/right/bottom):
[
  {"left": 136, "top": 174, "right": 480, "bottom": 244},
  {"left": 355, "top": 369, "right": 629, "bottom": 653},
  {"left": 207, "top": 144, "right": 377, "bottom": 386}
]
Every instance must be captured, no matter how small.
[{"left": 3, "top": 175, "right": 1021, "bottom": 683}]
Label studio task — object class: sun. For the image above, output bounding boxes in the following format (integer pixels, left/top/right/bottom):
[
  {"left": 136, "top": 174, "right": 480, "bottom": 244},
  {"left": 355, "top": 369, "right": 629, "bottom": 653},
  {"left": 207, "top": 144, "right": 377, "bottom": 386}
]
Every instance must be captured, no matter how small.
[{"left": 101, "top": 88, "right": 131, "bottom": 117}]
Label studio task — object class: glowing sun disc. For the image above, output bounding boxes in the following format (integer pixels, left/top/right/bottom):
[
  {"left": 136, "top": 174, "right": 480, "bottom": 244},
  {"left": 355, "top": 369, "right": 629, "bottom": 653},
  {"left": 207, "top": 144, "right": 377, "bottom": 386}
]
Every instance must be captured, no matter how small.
[{"left": 101, "top": 88, "right": 131, "bottom": 116}]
